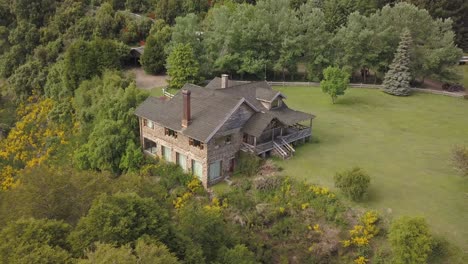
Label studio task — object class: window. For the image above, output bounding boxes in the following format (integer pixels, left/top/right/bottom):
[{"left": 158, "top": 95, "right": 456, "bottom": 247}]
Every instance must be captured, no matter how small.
[
  {"left": 143, "top": 138, "right": 157, "bottom": 154},
  {"left": 209, "top": 160, "right": 222, "bottom": 182},
  {"left": 176, "top": 152, "right": 187, "bottom": 172},
  {"left": 162, "top": 146, "right": 172, "bottom": 162},
  {"left": 164, "top": 127, "right": 177, "bottom": 138},
  {"left": 143, "top": 119, "right": 154, "bottom": 129},
  {"left": 225, "top": 135, "right": 232, "bottom": 144},
  {"left": 189, "top": 138, "right": 204, "bottom": 149},
  {"left": 271, "top": 99, "right": 281, "bottom": 109},
  {"left": 192, "top": 160, "right": 203, "bottom": 179}
]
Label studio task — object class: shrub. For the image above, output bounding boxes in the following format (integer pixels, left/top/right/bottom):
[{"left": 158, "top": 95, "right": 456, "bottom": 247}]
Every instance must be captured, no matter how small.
[
  {"left": 442, "top": 83, "right": 465, "bottom": 92},
  {"left": 334, "top": 167, "right": 371, "bottom": 201},
  {"left": 452, "top": 145, "right": 468, "bottom": 176},
  {"left": 388, "top": 216, "right": 432, "bottom": 264},
  {"left": 235, "top": 153, "right": 262, "bottom": 177}
]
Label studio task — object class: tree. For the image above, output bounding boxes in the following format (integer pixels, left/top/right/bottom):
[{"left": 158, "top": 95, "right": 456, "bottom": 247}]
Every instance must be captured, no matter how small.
[
  {"left": 68, "top": 193, "right": 171, "bottom": 255},
  {"left": 388, "top": 216, "right": 432, "bottom": 264},
  {"left": 7, "top": 59, "right": 47, "bottom": 101},
  {"left": 320, "top": 66, "right": 349, "bottom": 103},
  {"left": 217, "top": 245, "right": 259, "bottom": 264},
  {"left": 383, "top": 29, "right": 412, "bottom": 96},
  {"left": 78, "top": 239, "right": 181, "bottom": 264},
  {"left": 334, "top": 167, "right": 371, "bottom": 201},
  {"left": 166, "top": 43, "right": 201, "bottom": 89},
  {"left": 141, "top": 25, "right": 171, "bottom": 74},
  {"left": 0, "top": 218, "right": 72, "bottom": 264}
]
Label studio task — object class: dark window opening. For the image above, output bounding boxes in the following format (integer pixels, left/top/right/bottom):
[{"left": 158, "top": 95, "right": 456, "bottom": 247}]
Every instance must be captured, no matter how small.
[
  {"left": 164, "top": 127, "right": 177, "bottom": 138},
  {"left": 189, "top": 138, "right": 204, "bottom": 149}
]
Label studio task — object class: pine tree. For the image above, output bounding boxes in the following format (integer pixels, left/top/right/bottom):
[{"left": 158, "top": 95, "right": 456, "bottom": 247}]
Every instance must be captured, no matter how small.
[{"left": 383, "top": 29, "right": 412, "bottom": 96}]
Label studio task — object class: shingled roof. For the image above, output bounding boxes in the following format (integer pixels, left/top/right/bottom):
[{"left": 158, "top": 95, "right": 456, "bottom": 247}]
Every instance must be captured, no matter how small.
[
  {"left": 135, "top": 78, "right": 315, "bottom": 143},
  {"left": 135, "top": 84, "right": 258, "bottom": 142}
]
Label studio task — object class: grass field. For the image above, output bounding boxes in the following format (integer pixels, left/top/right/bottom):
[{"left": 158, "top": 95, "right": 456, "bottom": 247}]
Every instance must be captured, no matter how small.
[{"left": 271, "top": 87, "right": 468, "bottom": 258}]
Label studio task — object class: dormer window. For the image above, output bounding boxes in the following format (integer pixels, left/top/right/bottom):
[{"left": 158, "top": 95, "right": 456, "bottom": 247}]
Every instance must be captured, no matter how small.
[
  {"left": 164, "top": 128, "right": 177, "bottom": 138},
  {"left": 144, "top": 119, "right": 154, "bottom": 129},
  {"left": 271, "top": 99, "right": 281, "bottom": 109},
  {"left": 189, "top": 138, "right": 204, "bottom": 150}
]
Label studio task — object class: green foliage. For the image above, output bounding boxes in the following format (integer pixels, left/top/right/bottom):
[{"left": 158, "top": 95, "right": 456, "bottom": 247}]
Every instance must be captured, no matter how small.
[
  {"left": 167, "top": 43, "right": 201, "bottom": 89},
  {"left": 63, "top": 38, "right": 128, "bottom": 90},
  {"left": 177, "top": 203, "right": 235, "bottom": 262},
  {"left": 73, "top": 72, "right": 147, "bottom": 174},
  {"left": 320, "top": 66, "right": 350, "bottom": 103},
  {"left": 0, "top": 166, "right": 113, "bottom": 226},
  {"left": 334, "top": 167, "right": 371, "bottom": 201},
  {"left": 78, "top": 239, "right": 180, "bottom": 264},
  {"left": 8, "top": 59, "right": 47, "bottom": 101},
  {"left": 335, "top": 2, "right": 462, "bottom": 82},
  {"left": 0, "top": 218, "right": 72, "bottom": 264},
  {"left": 217, "top": 244, "right": 258, "bottom": 264},
  {"left": 383, "top": 29, "right": 412, "bottom": 96},
  {"left": 141, "top": 25, "right": 172, "bottom": 74},
  {"left": 235, "top": 152, "right": 262, "bottom": 177},
  {"left": 68, "top": 192, "right": 171, "bottom": 255},
  {"left": 452, "top": 145, "right": 468, "bottom": 177},
  {"left": 388, "top": 216, "right": 433, "bottom": 264}
]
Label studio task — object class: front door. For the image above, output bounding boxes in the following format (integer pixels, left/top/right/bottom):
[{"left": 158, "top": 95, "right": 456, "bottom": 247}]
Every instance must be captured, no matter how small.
[{"left": 229, "top": 158, "right": 235, "bottom": 173}]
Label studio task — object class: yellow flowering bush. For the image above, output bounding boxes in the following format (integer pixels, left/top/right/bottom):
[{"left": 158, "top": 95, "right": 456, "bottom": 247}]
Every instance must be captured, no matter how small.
[
  {"left": 0, "top": 97, "right": 67, "bottom": 190},
  {"left": 342, "top": 211, "right": 379, "bottom": 248},
  {"left": 354, "top": 256, "right": 368, "bottom": 264}
]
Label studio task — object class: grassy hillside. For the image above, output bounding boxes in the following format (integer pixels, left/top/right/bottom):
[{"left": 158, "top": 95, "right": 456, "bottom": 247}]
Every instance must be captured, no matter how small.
[{"left": 273, "top": 87, "right": 468, "bottom": 259}]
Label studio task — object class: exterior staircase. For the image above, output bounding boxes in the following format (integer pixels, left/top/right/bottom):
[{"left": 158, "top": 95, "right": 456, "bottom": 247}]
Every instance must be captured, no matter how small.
[{"left": 273, "top": 140, "right": 295, "bottom": 159}]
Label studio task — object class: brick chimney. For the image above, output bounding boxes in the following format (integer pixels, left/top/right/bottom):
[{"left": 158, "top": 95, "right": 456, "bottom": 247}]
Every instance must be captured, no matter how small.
[
  {"left": 182, "top": 89, "right": 191, "bottom": 127},
  {"left": 221, "top": 74, "right": 229, "bottom": 89}
]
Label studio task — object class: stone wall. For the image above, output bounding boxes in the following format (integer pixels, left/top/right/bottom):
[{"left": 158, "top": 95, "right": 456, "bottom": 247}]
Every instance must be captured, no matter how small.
[{"left": 140, "top": 118, "right": 210, "bottom": 187}]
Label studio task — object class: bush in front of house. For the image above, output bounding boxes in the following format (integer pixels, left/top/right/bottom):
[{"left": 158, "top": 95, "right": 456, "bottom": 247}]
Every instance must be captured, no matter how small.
[
  {"left": 234, "top": 152, "right": 262, "bottom": 177},
  {"left": 452, "top": 145, "right": 468, "bottom": 177},
  {"left": 334, "top": 167, "right": 371, "bottom": 201},
  {"left": 388, "top": 216, "right": 432, "bottom": 264}
]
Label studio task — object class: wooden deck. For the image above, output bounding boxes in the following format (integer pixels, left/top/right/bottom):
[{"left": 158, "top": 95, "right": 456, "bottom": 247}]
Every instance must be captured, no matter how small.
[{"left": 241, "top": 127, "right": 311, "bottom": 157}]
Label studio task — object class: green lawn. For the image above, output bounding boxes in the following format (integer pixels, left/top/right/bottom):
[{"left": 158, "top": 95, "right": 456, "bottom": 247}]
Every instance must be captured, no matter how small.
[
  {"left": 458, "top": 64, "right": 468, "bottom": 88},
  {"left": 273, "top": 87, "right": 468, "bottom": 257}
]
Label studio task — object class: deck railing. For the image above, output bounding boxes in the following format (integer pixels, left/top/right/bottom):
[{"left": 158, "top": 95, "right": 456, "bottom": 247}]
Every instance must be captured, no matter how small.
[{"left": 242, "top": 127, "right": 311, "bottom": 155}]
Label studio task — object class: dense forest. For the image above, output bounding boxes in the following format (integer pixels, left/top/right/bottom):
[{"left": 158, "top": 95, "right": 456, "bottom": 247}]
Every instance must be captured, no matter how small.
[{"left": 0, "top": 0, "right": 466, "bottom": 263}]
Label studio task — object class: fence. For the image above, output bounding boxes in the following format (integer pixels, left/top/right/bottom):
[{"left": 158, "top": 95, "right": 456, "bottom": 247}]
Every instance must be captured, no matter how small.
[{"left": 267, "top": 81, "right": 465, "bottom": 98}]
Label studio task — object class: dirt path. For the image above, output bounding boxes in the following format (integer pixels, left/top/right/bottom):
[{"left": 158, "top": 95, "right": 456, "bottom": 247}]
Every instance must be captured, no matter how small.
[{"left": 125, "top": 67, "right": 168, "bottom": 90}]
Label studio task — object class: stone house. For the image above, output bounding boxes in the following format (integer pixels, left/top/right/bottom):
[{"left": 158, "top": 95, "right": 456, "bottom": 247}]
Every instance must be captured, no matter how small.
[{"left": 135, "top": 75, "right": 315, "bottom": 187}]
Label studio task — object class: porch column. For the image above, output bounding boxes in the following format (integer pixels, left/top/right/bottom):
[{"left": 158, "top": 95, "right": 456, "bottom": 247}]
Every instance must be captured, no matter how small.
[
  {"left": 309, "top": 118, "right": 313, "bottom": 128},
  {"left": 254, "top": 136, "right": 257, "bottom": 146}
]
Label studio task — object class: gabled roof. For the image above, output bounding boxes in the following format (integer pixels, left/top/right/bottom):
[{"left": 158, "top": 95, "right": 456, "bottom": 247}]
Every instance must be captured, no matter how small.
[
  {"left": 135, "top": 78, "right": 315, "bottom": 143},
  {"left": 135, "top": 84, "right": 258, "bottom": 143}
]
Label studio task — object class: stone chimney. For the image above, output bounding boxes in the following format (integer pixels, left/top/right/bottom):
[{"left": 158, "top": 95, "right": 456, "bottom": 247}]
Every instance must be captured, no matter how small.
[
  {"left": 182, "top": 89, "right": 191, "bottom": 127},
  {"left": 221, "top": 74, "right": 229, "bottom": 89}
]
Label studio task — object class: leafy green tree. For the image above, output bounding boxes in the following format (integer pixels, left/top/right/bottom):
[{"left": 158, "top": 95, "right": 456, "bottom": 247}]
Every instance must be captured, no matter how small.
[
  {"left": 177, "top": 203, "right": 236, "bottom": 262},
  {"left": 119, "top": 140, "right": 144, "bottom": 173},
  {"left": 334, "top": 167, "right": 371, "bottom": 201},
  {"left": 156, "top": 0, "right": 183, "bottom": 25},
  {"left": 135, "top": 238, "right": 181, "bottom": 264},
  {"left": 388, "top": 216, "right": 432, "bottom": 264},
  {"left": 78, "top": 243, "right": 137, "bottom": 264},
  {"left": 320, "top": 66, "right": 350, "bottom": 103},
  {"left": 7, "top": 60, "right": 47, "bottom": 101},
  {"left": 11, "top": 0, "right": 57, "bottom": 26},
  {"left": 217, "top": 245, "right": 259, "bottom": 264},
  {"left": 141, "top": 25, "right": 172, "bottom": 74},
  {"left": 0, "top": 166, "right": 113, "bottom": 226},
  {"left": 94, "top": 3, "right": 117, "bottom": 38},
  {"left": 335, "top": 3, "right": 462, "bottom": 82},
  {"left": 68, "top": 193, "right": 171, "bottom": 256},
  {"left": 0, "top": 218, "right": 72, "bottom": 264},
  {"left": 78, "top": 239, "right": 180, "bottom": 264},
  {"left": 167, "top": 43, "right": 201, "bottom": 89},
  {"left": 63, "top": 38, "right": 128, "bottom": 90},
  {"left": 383, "top": 29, "right": 412, "bottom": 96},
  {"left": 299, "top": 3, "right": 332, "bottom": 81}
]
